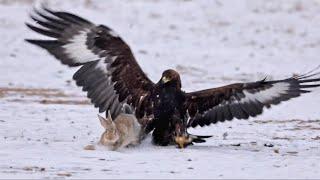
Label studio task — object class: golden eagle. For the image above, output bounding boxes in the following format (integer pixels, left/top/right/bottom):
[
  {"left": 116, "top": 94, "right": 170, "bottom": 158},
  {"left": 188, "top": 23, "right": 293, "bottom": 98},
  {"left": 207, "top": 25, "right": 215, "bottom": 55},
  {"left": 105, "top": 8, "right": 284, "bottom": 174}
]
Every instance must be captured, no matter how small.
[{"left": 26, "top": 7, "right": 320, "bottom": 148}]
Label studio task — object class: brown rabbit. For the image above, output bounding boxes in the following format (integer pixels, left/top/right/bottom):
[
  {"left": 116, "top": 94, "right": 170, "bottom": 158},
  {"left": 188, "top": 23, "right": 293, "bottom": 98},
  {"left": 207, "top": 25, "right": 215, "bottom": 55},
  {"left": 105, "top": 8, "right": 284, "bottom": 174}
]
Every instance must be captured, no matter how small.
[{"left": 98, "top": 109, "right": 142, "bottom": 150}]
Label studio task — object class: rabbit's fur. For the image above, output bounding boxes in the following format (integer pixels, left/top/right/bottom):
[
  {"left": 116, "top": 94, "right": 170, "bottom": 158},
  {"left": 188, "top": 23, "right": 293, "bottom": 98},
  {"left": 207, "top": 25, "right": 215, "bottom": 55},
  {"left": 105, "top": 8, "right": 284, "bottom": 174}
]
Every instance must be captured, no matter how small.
[{"left": 98, "top": 107, "right": 142, "bottom": 150}]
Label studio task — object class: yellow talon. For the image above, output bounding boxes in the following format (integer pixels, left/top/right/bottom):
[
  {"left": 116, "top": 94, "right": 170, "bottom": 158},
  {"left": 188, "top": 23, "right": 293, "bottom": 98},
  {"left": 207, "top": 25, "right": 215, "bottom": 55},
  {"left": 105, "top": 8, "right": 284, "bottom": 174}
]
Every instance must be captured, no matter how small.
[{"left": 175, "top": 136, "right": 190, "bottom": 149}]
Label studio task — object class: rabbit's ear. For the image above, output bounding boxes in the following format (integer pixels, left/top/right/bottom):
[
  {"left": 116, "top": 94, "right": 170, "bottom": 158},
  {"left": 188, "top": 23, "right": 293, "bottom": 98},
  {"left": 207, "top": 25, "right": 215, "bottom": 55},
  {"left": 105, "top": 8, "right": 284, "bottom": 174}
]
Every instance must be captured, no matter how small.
[
  {"left": 123, "top": 104, "right": 133, "bottom": 114},
  {"left": 107, "top": 110, "right": 113, "bottom": 121},
  {"left": 98, "top": 114, "right": 112, "bottom": 129}
]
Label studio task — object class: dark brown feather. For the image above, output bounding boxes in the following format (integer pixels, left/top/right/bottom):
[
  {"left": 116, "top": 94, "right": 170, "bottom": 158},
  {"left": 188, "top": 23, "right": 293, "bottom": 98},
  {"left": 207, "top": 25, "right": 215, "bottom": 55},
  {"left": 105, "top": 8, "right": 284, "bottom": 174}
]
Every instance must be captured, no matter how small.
[
  {"left": 26, "top": 7, "right": 155, "bottom": 119},
  {"left": 186, "top": 74, "right": 320, "bottom": 128}
]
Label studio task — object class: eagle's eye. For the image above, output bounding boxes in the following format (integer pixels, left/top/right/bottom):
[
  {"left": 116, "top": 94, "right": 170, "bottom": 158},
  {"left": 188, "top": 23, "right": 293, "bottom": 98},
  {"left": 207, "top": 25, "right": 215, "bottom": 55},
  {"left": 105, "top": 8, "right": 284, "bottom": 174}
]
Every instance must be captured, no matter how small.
[{"left": 162, "top": 76, "right": 171, "bottom": 83}]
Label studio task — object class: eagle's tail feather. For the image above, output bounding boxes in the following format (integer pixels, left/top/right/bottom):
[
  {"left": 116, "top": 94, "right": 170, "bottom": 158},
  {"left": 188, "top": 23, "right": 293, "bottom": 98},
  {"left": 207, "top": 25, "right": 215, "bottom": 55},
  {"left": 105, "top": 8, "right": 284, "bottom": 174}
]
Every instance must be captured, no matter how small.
[{"left": 189, "top": 134, "right": 213, "bottom": 144}]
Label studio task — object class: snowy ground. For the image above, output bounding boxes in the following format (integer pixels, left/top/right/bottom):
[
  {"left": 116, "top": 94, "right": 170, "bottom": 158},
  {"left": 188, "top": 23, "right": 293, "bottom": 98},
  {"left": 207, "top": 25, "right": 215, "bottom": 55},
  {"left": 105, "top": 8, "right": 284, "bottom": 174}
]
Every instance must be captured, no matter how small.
[{"left": 1, "top": 0, "right": 320, "bottom": 179}]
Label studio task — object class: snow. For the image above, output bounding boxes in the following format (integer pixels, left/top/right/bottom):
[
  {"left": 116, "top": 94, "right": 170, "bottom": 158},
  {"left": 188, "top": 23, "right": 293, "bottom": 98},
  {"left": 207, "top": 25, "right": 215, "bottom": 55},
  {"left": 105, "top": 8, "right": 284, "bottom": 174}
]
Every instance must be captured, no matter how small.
[{"left": 1, "top": 0, "right": 320, "bottom": 178}]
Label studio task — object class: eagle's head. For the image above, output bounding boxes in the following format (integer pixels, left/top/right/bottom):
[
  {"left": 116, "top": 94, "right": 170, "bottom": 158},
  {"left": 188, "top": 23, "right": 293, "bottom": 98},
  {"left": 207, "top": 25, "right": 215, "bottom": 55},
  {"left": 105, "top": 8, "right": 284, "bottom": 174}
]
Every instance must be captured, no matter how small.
[{"left": 159, "top": 69, "right": 181, "bottom": 89}]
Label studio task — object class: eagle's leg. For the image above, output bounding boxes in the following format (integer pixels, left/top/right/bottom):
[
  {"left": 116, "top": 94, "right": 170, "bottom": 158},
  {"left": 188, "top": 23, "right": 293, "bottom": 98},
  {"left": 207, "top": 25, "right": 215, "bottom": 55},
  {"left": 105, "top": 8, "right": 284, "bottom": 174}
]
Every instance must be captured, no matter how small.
[
  {"left": 152, "top": 122, "right": 174, "bottom": 146},
  {"left": 174, "top": 124, "right": 192, "bottom": 148},
  {"left": 173, "top": 119, "right": 193, "bottom": 148},
  {"left": 151, "top": 120, "right": 192, "bottom": 148}
]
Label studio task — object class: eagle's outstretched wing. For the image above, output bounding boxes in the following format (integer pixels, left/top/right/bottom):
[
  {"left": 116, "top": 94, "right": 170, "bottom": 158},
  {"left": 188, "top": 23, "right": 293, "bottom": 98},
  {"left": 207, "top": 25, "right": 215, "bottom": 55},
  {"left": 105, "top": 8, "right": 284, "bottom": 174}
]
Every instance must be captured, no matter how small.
[
  {"left": 185, "top": 71, "right": 320, "bottom": 128},
  {"left": 26, "top": 7, "right": 155, "bottom": 118}
]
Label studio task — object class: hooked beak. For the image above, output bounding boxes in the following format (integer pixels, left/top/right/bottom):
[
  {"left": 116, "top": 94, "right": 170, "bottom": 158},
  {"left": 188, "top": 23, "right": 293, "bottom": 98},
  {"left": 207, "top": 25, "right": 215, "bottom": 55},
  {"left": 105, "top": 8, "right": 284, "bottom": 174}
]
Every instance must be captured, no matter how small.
[{"left": 161, "top": 76, "right": 170, "bottom": 84}]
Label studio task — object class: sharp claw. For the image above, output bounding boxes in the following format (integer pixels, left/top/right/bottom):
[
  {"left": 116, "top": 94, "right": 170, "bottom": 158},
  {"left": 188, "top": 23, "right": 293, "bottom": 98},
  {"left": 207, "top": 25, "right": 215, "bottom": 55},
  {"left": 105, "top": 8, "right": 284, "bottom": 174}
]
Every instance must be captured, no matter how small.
[{"left": 175, "top": 136, "right": 192, "bottom": 148}]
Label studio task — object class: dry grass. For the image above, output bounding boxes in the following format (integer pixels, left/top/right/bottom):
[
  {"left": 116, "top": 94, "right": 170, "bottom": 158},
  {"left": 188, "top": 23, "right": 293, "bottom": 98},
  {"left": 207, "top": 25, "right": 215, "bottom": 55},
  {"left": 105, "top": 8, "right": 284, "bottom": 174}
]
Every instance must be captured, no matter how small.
[
  {"left": 0, "top": 87, "right": 90, "bottom": 105},
  {"left": 6, "top": 99, "right": 90, "bottom": 105},
  {"left": 0, "top": 87, "right": 68, "bottom": 98}
]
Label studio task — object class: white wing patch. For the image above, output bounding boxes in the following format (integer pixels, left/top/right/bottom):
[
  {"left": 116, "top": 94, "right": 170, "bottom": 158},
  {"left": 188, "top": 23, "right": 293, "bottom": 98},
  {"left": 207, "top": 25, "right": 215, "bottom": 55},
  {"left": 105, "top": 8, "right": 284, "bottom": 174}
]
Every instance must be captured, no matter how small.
[
  {"left": 241, "top": 82, "right": 290, "bottom": 104},
  {"left": 63, "top": 30, "right": 100, "bottom": 63}
]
